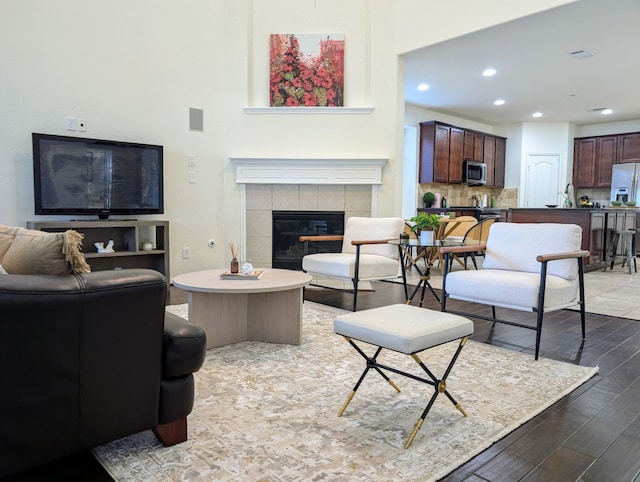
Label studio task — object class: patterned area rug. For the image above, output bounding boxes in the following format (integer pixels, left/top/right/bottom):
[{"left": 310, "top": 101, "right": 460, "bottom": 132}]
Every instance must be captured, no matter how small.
[{"left": 93, "top": 302, "right": 598, "bottom": 482}]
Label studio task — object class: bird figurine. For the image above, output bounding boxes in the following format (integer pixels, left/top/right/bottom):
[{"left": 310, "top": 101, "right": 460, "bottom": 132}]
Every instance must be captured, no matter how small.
[{"left": 94, "top": 240, "right": 115, "bottom": 253}]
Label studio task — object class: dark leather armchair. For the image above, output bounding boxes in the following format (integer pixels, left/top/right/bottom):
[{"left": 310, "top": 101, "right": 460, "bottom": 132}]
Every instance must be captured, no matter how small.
[{"left": 0, "top": 268, "right": 206, "bottom": 478}]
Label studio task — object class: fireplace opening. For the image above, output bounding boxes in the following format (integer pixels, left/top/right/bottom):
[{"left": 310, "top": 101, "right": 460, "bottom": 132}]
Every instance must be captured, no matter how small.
[{"left": 272, "top": 211, "right": 345, "bottom": 270}]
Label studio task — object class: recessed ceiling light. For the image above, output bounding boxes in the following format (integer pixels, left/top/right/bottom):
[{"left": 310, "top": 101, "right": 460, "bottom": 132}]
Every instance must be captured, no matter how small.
[
  {"left": 601, "top": 109, "right": 613, "bottom": 115},
  {"left": 493, "top": 99, "right": 506, "bottom": 106},
  {"left": 417, "top": 83, "right": 429, "bottom": 91},
  {"left": 482, "top": 68, "right": 497, "bottom": 77},
  {"left": 532, "top": 112, "right": 543, "bottom": 118}
]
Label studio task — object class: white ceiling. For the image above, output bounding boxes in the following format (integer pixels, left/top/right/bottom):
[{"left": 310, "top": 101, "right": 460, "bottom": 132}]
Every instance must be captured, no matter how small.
[{"left": 403, "top": 0, "right": 640, "bottom": 127}]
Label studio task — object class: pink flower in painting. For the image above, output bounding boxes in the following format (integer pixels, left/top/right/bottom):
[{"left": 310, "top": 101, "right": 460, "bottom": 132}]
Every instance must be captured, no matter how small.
[
  {"left": 302, "top": 92, "right": 318, "bottom": 106},
  {"left": 269, "top": 34, "right": 344, "bottom": 107}
]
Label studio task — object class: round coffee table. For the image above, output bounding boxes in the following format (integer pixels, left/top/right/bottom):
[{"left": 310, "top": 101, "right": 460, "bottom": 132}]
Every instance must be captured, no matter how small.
[{"left": 173, "top": 268, "right": 312, "bottom": 348}]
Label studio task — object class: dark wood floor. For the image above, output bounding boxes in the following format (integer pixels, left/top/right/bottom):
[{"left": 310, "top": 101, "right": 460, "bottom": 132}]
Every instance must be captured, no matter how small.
[{"left": 7, "top": 282, "right": 640, "bottom": 481}]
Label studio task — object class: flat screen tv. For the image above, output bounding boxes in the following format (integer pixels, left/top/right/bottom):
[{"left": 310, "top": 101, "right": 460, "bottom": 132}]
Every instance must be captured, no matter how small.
[{"left": 32, "top": 133, "right": 163, "bottom": 219}]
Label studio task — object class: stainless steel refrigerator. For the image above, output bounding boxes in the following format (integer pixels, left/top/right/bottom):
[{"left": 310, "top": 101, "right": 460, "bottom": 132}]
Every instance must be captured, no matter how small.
[{"left": 611, "top": 163, "right": 640, "bottom": 203}]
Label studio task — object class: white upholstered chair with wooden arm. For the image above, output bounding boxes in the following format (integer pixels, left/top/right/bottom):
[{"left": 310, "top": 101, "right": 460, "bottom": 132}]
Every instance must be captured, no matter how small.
[
  {"left": 439, "top": 222, "right": 589, "bottom": 360},
  {"left": 299, "top": 216, "right": 405, "bottom": 311}
]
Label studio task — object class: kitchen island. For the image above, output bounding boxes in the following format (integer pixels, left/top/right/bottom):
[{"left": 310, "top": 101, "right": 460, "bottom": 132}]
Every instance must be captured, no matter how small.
[{"left": 509, "top": 207, "right": 639, "bottom": 269}]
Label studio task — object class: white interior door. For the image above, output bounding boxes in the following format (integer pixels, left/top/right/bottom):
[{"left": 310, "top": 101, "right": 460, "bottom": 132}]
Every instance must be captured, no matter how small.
[{"left": 525, "top": 154, "right": 561, "bottom": 207}]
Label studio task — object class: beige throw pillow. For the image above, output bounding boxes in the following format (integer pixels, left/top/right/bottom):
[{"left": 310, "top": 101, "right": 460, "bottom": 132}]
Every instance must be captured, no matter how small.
[
  {"left": 0, "top": 224, "right": 20, "bottom": 262},
  {"left": 1, "top": 226, "right": 91, "bottom": 275}
]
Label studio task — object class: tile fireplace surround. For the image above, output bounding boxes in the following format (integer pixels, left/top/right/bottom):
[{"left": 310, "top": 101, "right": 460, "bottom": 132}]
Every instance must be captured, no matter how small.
[{"left": 231, "top": 158, "right": 386, "bottom": 268}]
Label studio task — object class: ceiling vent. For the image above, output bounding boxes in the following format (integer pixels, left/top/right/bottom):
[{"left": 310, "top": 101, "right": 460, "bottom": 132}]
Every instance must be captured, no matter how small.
[
  {"left": 570, "top": 50, "right": 594, "bottom": 59},
  {"left": 587, "top": 107, "right": 607, "bottom": 112}
]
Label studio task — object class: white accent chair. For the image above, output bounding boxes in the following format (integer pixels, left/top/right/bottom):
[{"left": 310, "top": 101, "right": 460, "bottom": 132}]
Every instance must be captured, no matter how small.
[
  {"left": 300, "top": 216, "right": 405, "bottom": 311},
  {"left": 439, "top": 223, "right": 590, "bottom": 359}
]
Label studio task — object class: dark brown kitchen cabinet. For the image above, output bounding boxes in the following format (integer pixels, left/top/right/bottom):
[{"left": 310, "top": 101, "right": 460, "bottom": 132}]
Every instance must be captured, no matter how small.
[
  {"left": 463, "top": 130, "right": 474, "bottom": 160},
  {"left": 420, "top": 121, "right": 506, "bottom": 186},
  {"left": 596, "top": 136, "right": 617, "bottom": 187},
  {"left": 618, "top": 132, "right": 640, "bottom": 163},
  {"left": 573, "top": 136, "right": 617, "bottom": 188},
  {"left": 573, "top": 137, "right": 597, "bottom": 187},
  {"left": 473, "top": 133, "right": 484, "bottom": 162},
  {"left": 483, "top": 135, "right": 495, "bottom": 186},
  {"left": 419, "top": 121, "right": 450, "bottom": 183},
  {"left": 494, "top": 137, "right": 506, "bottom": 187},
  {"left": 448, "top": 127, "right": 464, "bottom": 183},
  {"left": 574, "top": 131, "right": 640, "bottom": 187}
]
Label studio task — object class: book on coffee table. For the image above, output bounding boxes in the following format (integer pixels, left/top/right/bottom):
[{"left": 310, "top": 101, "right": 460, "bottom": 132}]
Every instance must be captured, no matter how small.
[{"left": 219, "top": 270, "right": 264, "bottom": 280}]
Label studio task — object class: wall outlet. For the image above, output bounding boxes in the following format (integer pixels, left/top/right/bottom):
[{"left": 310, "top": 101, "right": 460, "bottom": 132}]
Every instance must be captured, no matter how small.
[
  {"left": 77, "top": 118, "right": 87, "bottom": 132},
  {"left": 188, "top": 171, "right": 196, "bottom": 184},
  {"left": 208, "top": 239, "right": 215, "bottom": 248},
  {"left": 182, "top": 247, "right": 190, "bottom": 259}
]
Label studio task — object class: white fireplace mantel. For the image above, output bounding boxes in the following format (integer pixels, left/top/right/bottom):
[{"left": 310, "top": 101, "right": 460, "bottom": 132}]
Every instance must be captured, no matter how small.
[{"left": 229, "top": 157, "right": 387, "bottom": 185}]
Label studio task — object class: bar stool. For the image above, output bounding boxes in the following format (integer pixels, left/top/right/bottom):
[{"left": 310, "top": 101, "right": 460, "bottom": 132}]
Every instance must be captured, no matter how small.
[
  {"left": 605, "top": 229, "right": 637, "bottom": 274},
  {"left": 621, "top": 228, "right": 638, "bottom": 274}
]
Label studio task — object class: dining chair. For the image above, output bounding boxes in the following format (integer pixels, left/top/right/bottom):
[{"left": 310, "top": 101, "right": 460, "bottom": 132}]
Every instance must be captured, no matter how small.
[
  {"left": 449, "top": 216, "right": 497, "bottom": 270},
  {"left": 435, "top": 216, "right": 477, "bottom": 271},
  {"left": 439, "top": 215, "right": 477, "bottom": 241}
]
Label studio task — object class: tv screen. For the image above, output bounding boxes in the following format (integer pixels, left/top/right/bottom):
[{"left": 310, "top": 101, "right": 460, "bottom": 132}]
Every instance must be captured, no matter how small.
[{"left": 32, "top": 133, "right": 163, "bottom": 219}]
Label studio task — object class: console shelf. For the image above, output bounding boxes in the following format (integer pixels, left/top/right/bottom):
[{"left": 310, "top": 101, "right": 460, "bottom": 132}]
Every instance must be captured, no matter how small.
[{"left": 27, "top": 220, "right": 170, "bottom": 280}]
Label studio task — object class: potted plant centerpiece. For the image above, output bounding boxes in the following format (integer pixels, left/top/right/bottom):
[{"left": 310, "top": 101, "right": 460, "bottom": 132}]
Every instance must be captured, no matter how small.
[
  {"left": 422, "top": 191, "right": 436, "bottom": 208},
  {"left": 409, "top": 213, "right": 441, "bottom": 244}
]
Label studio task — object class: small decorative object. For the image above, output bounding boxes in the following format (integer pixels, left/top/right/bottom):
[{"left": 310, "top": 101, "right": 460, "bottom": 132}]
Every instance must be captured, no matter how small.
[
  {"left": 611, "top": 200, "right": 623, "bottom": 206},
  {"left": 399, "top": 232, "right": 410, "bottom": 243},
  {"left": 141, "top": 241, "right": 153, "bottom": 251},
  {"left": 242, "top": 262, "right": 254, "bottom": 274},
  {"left": 229, "top": 243, "right": 239, "bottom": 273},
  {"left": 441, "top": 196, "right": 447, "bottom": 208},
  {"left": 94, "top": 240, "right": 115, "bottom": 254},
  {"left": 625, "top": 201, "right": 636, "bottom": 207},
  {"left": 422, "top": 192, "right": 436, "bottom": 208},
  {"left": 490, "top": 197, "right": 496, "bottom": 208}
]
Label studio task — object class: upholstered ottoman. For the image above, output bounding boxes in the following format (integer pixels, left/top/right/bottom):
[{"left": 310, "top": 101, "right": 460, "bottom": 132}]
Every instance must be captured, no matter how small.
[{"left": 333, "top": 303, "right": 474, "bottom": 448}]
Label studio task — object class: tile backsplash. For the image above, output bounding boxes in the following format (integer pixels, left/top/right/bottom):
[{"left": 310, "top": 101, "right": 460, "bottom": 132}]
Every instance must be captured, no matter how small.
[{"left": 418, "top": 183, "right": 518, "bottom": 209}]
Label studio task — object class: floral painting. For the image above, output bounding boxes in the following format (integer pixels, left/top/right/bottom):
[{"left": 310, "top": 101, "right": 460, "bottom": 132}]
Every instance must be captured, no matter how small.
[{"left": 270, "top": 33, "right": 344, "bottom": 107}]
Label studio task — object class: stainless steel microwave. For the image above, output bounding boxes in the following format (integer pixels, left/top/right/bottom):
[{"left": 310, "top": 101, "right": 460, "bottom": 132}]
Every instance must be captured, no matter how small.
[{"left": 464, "top": 160, "right": 487, "bottom": 185}]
